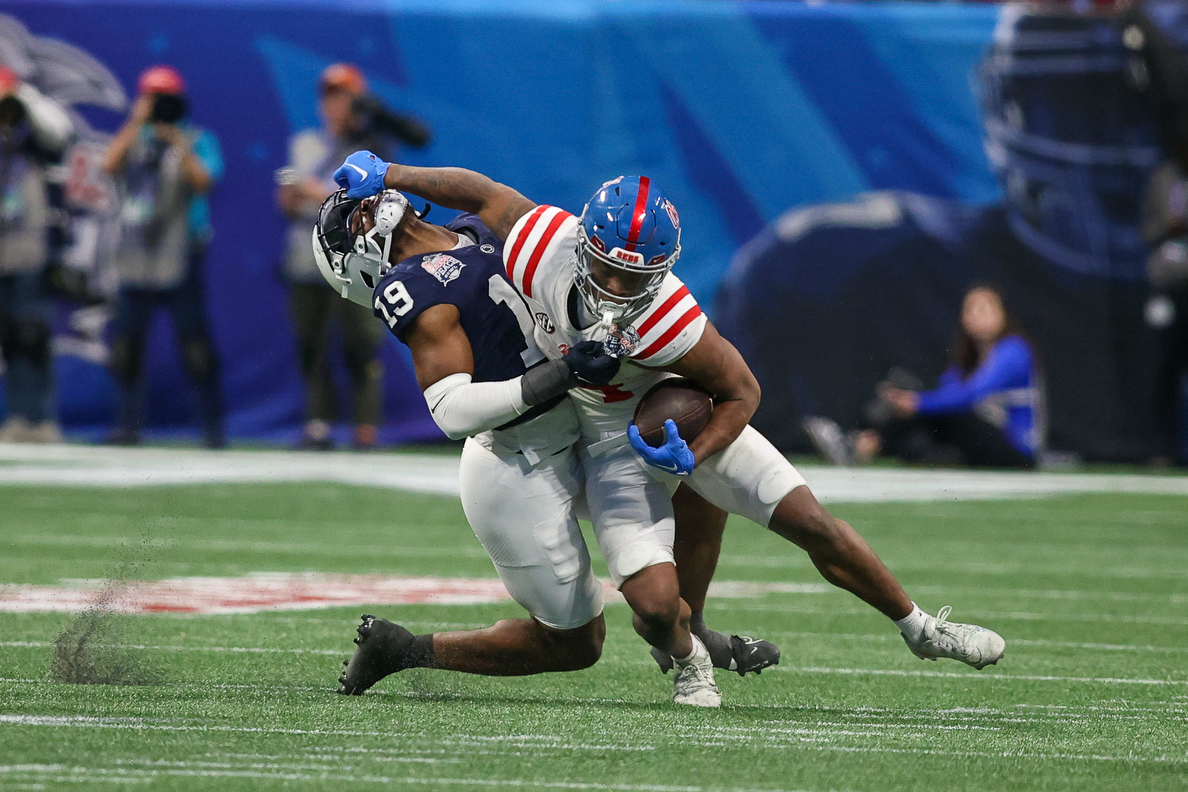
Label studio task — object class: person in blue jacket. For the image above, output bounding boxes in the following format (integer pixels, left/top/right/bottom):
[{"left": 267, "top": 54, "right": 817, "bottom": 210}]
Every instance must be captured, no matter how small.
[{"left": 853, "top": 285, "right": 1043, "bottom": 469}]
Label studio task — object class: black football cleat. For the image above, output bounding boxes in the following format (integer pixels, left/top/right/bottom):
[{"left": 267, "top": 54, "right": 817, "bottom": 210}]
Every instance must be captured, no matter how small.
[
  {"left": 337, "top": 614, "right": 416, "bottom": 695},
  {"left": 651, "top": 629, "right": 781, "bottom": 677},
  {"left": 728, "top": 634, "right": 780, "bottom": 676}
]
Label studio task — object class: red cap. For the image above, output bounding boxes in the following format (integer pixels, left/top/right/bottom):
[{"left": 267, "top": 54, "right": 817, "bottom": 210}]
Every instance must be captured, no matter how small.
[
  {"left": 319, "top": 63, "right": 366, "bottom": 96},
  {"left": 0, "top": 66, "right": 19, "bottom": 95},
  {"left": 137, "top": 65, "right": 185, "bottom": 96}
]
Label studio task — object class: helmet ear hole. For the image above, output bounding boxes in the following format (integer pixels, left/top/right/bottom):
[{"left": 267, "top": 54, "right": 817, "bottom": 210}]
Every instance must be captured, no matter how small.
[{"left": 361, "top": 271, "right": 375, "bottom": 289}]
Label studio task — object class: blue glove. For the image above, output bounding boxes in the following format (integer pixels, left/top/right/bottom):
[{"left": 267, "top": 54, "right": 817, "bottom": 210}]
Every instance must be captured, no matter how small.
[
  {"left": 563, "top": 340, "right": 620, "bottom": 386},
  {"left": 333, "top": 150, "right": 392, "bottom": 199},
  {"left": 628, "top": 419, "right": 695, "bottom": 476}
]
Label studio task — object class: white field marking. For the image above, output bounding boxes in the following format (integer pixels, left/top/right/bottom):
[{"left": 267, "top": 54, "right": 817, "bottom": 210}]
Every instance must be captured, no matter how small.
[
  {"left": 0, "top": 716, "right": 656, "bottom": 754},
  {"left": 4, "top": 533, "right": 491, "bottom": 560},
  {"left": 4, "top": 442, "right": 1188, "bottom": 503},
  {"left": 0, "top": 765, "right": 720, "bottom": 792},
  {"left": 6, "top": 609, "right": 1188, "bottom": 677},
  {"left": 0, "top": 677, "right": 331, "bottom": 693},
  {"left": 0, "top": 444, "right": 463, "bottom": 496},
  {"left": 1, "top": 734, "right": 1183, "bottom": 772},
  {"left": 704, "top": 601, "right": 1188, "bottom": 627},
  {"left": 714, "top": 555, "right": 1188, "bottom": 580},
  {"left": 909, "top": 585, "right": 1186, "bottom": 605},
  {"left": 0, "top": 641, "right": 344, "bottom": 656},
  {"left": 791, "top": 666, "right": 1188, "bottom": 686},
  {"left": 750, "top": 630, "right": 1188, "bottom": 655},
  {"left": 0, "top": 573, "right": 826, "bottom": 615}
]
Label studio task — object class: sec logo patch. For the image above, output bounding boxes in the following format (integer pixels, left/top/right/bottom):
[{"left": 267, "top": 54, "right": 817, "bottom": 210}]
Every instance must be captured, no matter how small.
[{"left": 535, "top": 312, "right": 555, "bottom": 333}]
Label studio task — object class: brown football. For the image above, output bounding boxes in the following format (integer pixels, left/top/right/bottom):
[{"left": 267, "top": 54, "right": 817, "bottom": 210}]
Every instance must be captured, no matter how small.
[{"left": 632, "top": 378, "right": 714, "bottom": 448}]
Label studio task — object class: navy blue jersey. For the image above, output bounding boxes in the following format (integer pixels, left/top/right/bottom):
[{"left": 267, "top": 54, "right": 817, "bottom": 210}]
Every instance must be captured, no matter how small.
[{"left": 372, "top": 214, "right": 545, "bottom": 385}]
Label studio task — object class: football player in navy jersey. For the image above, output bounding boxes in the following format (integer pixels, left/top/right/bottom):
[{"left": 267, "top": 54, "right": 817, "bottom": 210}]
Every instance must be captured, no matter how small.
[
  {"left": 333, "top": 156, "right": 1007, "bottom": 685},
  {"left": 314, "top": 188, "right": 768, "bottom": 704}
]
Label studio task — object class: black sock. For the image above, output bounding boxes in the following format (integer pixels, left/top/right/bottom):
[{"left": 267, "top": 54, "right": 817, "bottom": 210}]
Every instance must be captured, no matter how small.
[
  {"left": 689, "top": 612, "right": 733, "bottom": 669},
  {"left": 408, "top": 634, "right": 436, "bottom": 669}
]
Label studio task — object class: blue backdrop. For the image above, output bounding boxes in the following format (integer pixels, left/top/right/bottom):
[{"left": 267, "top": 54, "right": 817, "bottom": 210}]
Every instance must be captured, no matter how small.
[{"left": 0, "top": 0, "right": 1003, "bottom": 445}]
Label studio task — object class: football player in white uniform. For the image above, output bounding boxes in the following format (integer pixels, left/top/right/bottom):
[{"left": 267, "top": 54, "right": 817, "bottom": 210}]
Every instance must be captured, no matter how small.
[
  {"left": 335, "top": 151, "right": 1008, "bottom": 674},
  {"left": 315, "top": 187, "right": 734, "bottom": 706}
]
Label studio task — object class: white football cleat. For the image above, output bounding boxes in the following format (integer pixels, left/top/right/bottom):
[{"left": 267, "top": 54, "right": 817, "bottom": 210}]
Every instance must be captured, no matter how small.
[
  {"left": 903, "top": 606, "right": 1005, "bottom": 670},
  {"left": 672, "top": 636, "right": 722, "bottom": 707}
]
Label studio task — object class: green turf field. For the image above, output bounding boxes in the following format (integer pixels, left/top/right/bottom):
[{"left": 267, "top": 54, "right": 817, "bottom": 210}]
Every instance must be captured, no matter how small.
[{"left": 1, "top": 481, "right": 1185, "bottom": 791}]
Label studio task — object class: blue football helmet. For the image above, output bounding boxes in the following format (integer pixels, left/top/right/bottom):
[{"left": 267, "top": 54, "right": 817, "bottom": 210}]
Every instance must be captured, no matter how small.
[{"left": 576, "top": 175, "right": 682, "bottom": 327}]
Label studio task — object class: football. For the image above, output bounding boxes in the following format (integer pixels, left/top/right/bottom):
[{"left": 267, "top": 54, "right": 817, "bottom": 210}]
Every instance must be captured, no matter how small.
[{"left": 632, "top": 378, "right": 714, "bottom": 448}]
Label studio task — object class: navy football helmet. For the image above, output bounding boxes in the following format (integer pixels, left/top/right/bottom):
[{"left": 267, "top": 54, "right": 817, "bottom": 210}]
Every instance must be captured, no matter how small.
[
  {"left": 976, "top": 3, "right": 1187, "bottom": 279},
  {"left": 576, "top": 175, "right": 682, "bottom": 327},
  {"left": 312, "top": 188, "right": 412, "bottom": 305}
]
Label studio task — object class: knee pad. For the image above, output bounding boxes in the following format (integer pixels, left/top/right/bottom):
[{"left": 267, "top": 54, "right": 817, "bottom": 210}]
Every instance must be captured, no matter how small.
[{"left": 182, "top": 340, "right": 218, "bottom": 384}]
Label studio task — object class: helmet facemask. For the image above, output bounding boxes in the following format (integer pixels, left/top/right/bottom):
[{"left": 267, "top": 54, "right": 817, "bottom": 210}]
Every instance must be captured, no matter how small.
[
  {"left": 574, "top": 175, "right": 682, "bottom": 330},
  {"left": 575, "top": 223, "right": 674, "bottom": 329},
  {"left": 313, "top": 189, "right": 411, "bottom": 305}
]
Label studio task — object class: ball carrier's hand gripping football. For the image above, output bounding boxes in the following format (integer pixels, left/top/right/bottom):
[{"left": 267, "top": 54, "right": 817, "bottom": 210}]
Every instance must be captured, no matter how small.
[
  {"left": 627, "top": 378, "right": 714, "bottom": 477},
  {"left": 628, "top": 419, "right": 696, "bottom": 476}
]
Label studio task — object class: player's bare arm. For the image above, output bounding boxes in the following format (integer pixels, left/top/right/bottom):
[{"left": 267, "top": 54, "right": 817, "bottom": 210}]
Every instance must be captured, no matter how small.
[
  {"left": 404, "top": 304, "right": 474, "bottom": 391},
  {"left": 382, "top": 163, "right": 536, "bottom": 242},
  {"left": 662, "top": 321, "right": 760, "bottom": 465}
]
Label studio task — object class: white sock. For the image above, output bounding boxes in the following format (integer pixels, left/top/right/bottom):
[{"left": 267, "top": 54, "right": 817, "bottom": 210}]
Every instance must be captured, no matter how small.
[
  {"left": 895, "top": 603, "right": 928, "bottom": 643},
  {"left": 672, "top": 636, "right": 703, "bottom": 665}
]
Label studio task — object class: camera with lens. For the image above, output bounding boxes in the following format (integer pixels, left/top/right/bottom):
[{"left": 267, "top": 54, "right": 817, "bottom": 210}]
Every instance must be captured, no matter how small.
[
  {"left": 149, "top": 93, "right": 187, "bottom": 124},
  {"left": 348, "top": 94, "right": 431, "bottom": 149}
]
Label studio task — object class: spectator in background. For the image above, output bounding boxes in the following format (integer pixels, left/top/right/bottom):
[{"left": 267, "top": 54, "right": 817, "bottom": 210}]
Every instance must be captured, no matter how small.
[
  {"left": 102, "top": 65, "right": 225, "bottom": 448},
  {"left": 807, "top": 285, "right": 1043, "bottom": 469},
  {"left": 0, "top": 65, "right": 74, "bottom": 443},
  {"left": 277, "top": 65, "right": 430, "bottom": 450},
  {"left": 276, "top": 64, "right": 387, "bottom": 450}
]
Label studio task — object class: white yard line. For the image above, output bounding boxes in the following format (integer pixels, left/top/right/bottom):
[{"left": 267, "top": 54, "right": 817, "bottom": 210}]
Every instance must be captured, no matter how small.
[
  {"left": 2, "top": 442, "right": 1188, "bottom": 503},
  {"left": 0, "top": 719, "right": 1182, "bottom": 767}
]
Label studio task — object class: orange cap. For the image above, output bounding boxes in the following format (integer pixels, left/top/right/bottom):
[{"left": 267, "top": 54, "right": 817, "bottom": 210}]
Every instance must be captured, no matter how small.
[
  {"left": 137, "top": 65, "right": 185, "bottom": 96},
  {"left": 319, "top": 63, "right": 366, "bottom": 95},
  {"left": 0, "top": 66, "right": 18, "bottom": 95}
]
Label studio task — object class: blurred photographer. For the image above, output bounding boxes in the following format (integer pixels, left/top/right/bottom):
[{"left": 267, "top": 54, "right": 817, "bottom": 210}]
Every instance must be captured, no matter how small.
[
  {"left": 276, "top": 63, "right": 428, "bottom": 450},
  {"left": 102, "top": 65, "right": 225, "bottom": 447},
  {"left": 0, "top": 64, "right": 74, "bottom": 443}
]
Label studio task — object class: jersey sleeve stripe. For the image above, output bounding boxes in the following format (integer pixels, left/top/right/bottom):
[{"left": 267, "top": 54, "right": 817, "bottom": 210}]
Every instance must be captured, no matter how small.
[
  {"left": 520, "top": 210, "right": 570, "bottom": 298},
  {"left": 636, "top": 284, "right": 690, "bottom": 337},
  {"left": 635, "top": 304, "right": 703, "bottom": 361},
  {"left": 505, "top": 205, "right": 549, "bottom": 284},
  {"left": 624, "top": 176, "right": 650, "bottom": 251}
]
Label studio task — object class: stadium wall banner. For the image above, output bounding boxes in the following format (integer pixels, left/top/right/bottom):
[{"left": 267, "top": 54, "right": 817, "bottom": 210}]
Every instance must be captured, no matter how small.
[{"left": 0, "top": 0, "right": 1174, "bottom": 459}]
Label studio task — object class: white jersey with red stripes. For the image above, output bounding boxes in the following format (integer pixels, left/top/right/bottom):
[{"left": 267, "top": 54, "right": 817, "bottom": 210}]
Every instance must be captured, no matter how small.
[{"left": 504, "top": 204, "right": 707, "bottom": 442}]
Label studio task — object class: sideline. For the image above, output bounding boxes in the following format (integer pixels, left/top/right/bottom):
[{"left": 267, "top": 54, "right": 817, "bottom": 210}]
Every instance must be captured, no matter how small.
[{"left": 2, "top": 442, "right": 1188, "bottom": 503}]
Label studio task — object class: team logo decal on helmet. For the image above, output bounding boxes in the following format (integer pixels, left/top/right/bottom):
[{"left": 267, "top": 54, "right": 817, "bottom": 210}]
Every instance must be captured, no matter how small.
[
  {"left": 576, "top": 175, "right": 682, "bottom": 328},
  {"left": 312, "top": 188, "right": 413, "bottom": 306}
]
